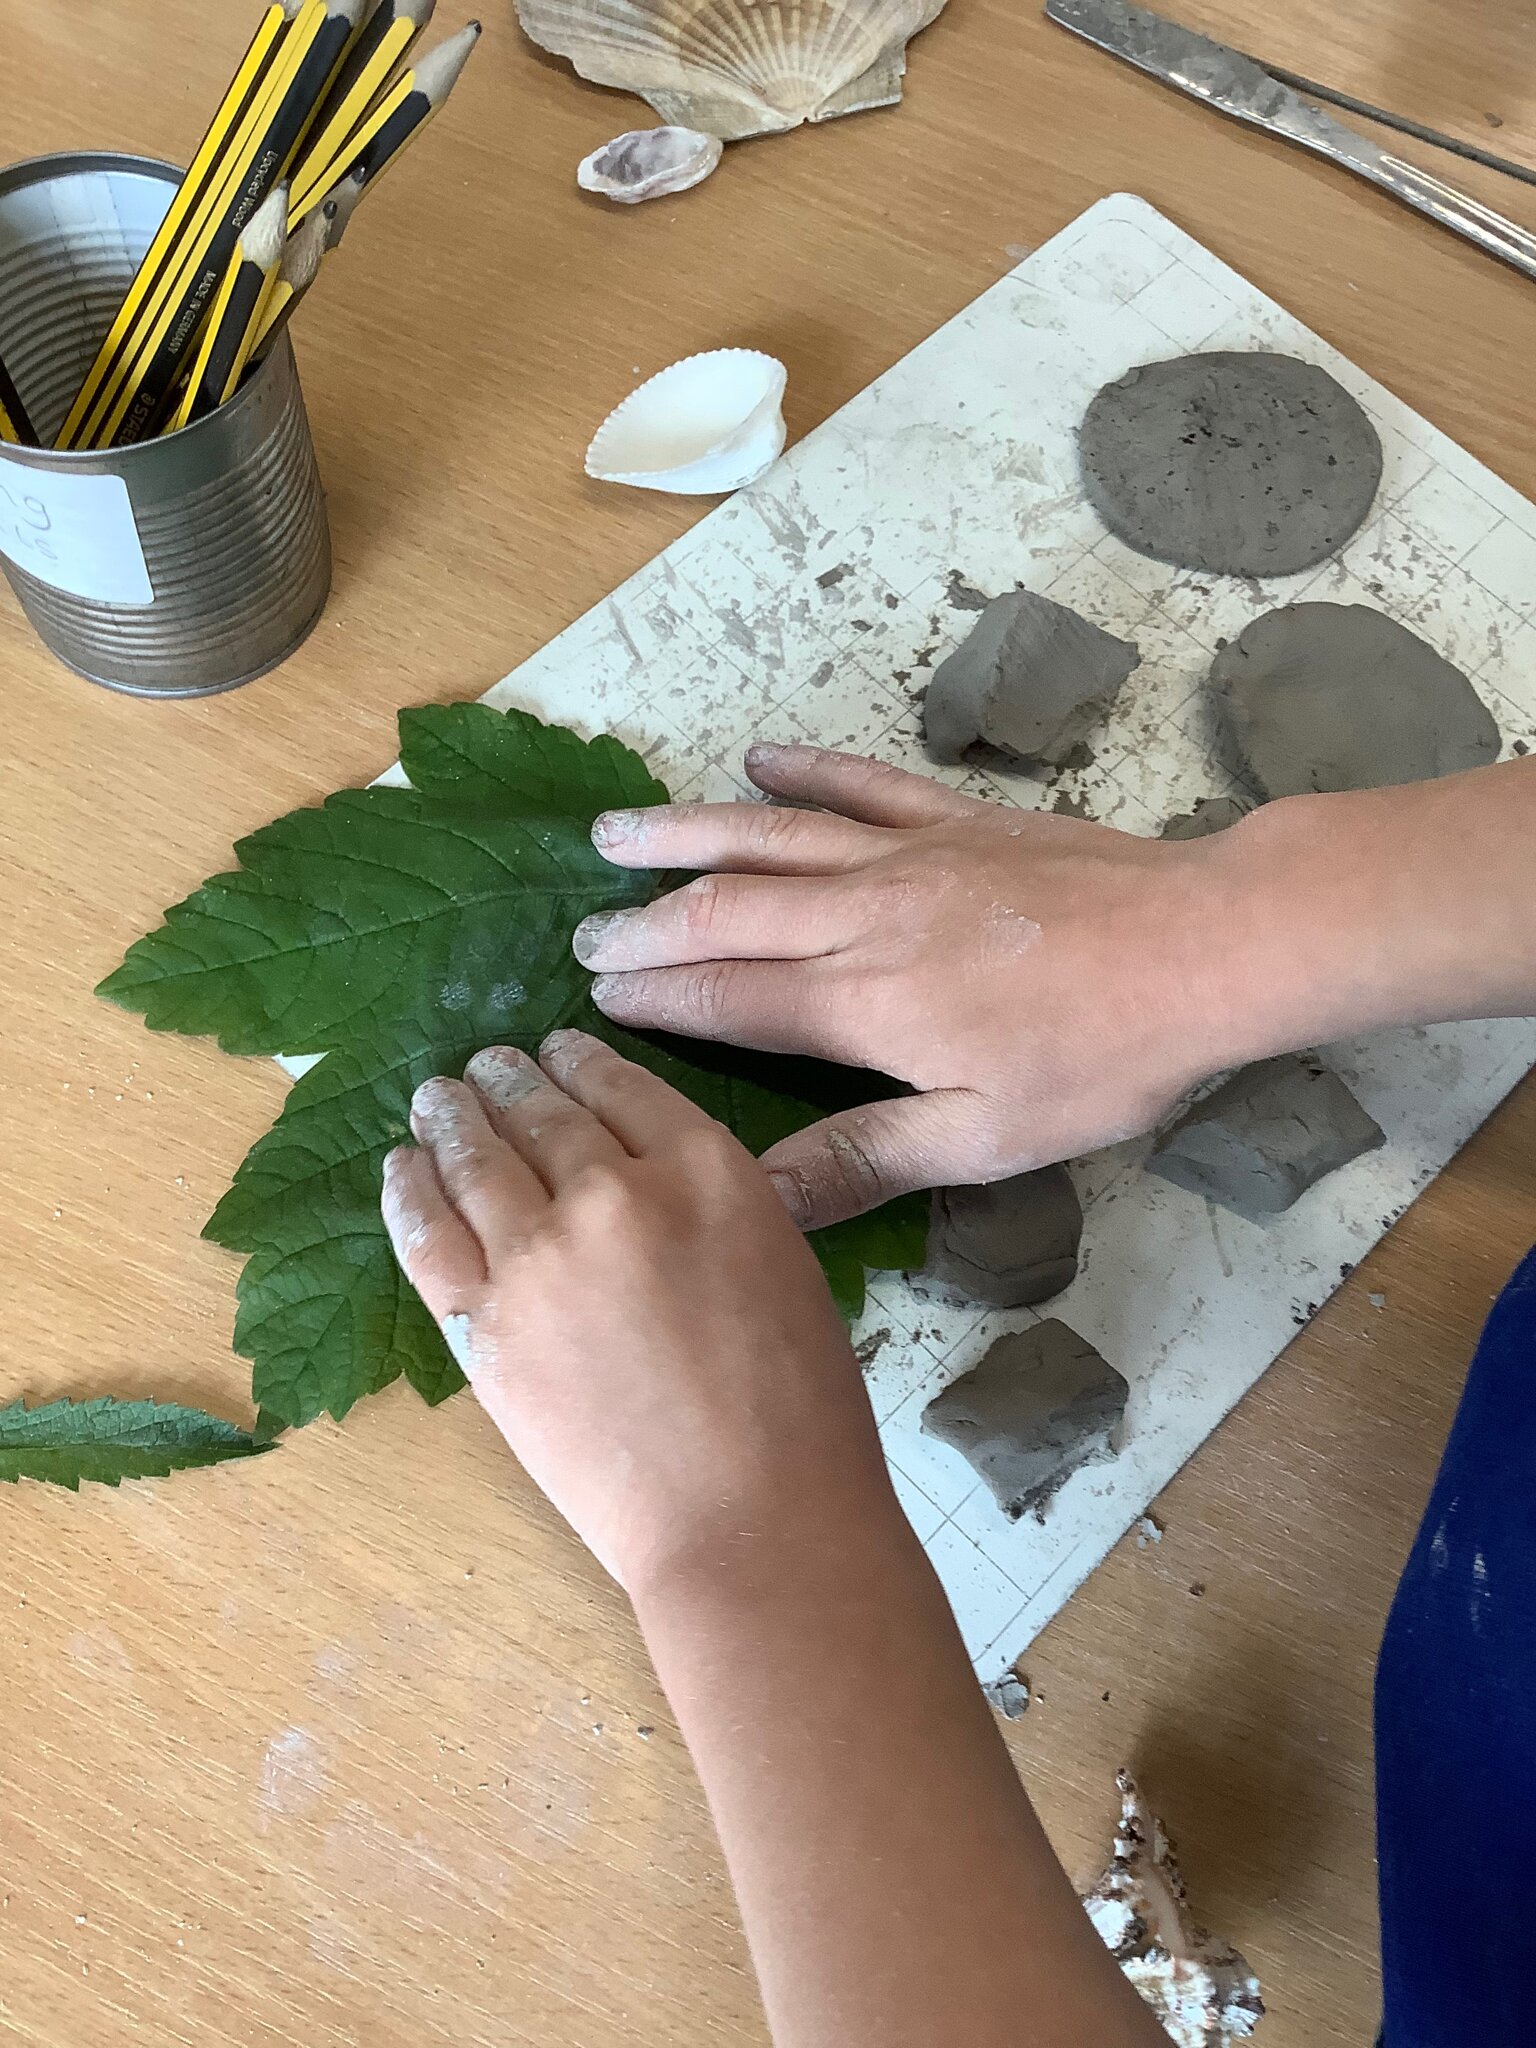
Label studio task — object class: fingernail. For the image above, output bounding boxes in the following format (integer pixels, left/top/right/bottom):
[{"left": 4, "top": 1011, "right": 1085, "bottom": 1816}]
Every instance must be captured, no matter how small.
[
  {"left": 591, "top": 810, "right": 642, "bottom": 850},
  {"left": 465, "top": 1045, "right": 543, "bottom": 1110},
  {"left": 588, "top": 974, "right": 623, "bottom": 1012},
  {"left": 572, "top": 908, "right": 634, "bottom": 968},
  {"left": 767, "top": 1167, "right": 811, "bottom": 1229},
  {"left": 411, "top": 1076, "right": 452, "bottom": 1118},
  {"left": 410, "top": 1075, "right": 466, "bottom": 1138},
  {"left": 539, "top": 1026, "right": 596, "bottom": 1069},
  {"left": 441, "top": 1312, "right": 480, "bottom": 1378},
  {"left": 743, "top": 741, "right": 798, "bottom": 772}
]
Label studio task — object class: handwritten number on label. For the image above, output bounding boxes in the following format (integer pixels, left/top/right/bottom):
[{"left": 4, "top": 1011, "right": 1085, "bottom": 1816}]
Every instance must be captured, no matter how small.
[{"left": 0, "top": 475, "right": 58, "bottom": 563}]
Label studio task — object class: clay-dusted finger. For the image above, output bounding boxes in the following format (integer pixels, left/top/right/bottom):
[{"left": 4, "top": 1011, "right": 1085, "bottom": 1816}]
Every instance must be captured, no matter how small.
[
  {"left": 758, "top": 1089, "right": 994, "bottom": 1230},
  {"left": 409, "top": 1076, "right": 545, "bottom": 1258},
  {"left": 590, "top": 957, "right": 856, "bottom": 1061},
  {"left": 743, "top": 742, "right": 985, "bottom": 827},
  {"left": 464, "top": 1043, "right": 626, "bottom": 1193},
  {"left": 590, "top": 797, "right": 879, "bottom": 875},
  {"left": 572, "top": 873, "right": 851, "bottom": 974},
  {"left": 380, "top": 1144, "right": 487, "bottom": 1312},
  {"left": 537, "top": 1028, "right": 725, "bottom": 1156}
]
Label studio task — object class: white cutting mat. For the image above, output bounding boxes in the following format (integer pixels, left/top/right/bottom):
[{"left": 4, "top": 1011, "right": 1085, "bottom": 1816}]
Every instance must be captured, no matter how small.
[{"left": 476, "top": 193, "right": 1536, "bottom": 1683}]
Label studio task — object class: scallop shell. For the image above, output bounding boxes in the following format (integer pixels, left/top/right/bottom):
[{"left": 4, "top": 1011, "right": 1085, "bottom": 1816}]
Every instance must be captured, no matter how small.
[
  {"left": 585, "top": 349, "right": 787, "bottom": 493},
  {"left": 515, "top": 0, "right": 949, "bottom": 141},
  {"left": 577, "top": 126, "right": 723, "bottom": 202}
]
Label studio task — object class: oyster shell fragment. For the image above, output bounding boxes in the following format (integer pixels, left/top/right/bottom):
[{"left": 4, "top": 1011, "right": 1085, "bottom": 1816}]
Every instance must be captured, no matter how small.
[{"left": 577, "top": 125, "right": 723, "bottom": 202}]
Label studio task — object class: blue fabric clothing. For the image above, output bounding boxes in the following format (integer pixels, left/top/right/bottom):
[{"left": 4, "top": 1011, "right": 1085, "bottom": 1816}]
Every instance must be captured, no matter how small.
[{"left": 1376, "top": 1246, "right": 1536, "bottom": 2045}]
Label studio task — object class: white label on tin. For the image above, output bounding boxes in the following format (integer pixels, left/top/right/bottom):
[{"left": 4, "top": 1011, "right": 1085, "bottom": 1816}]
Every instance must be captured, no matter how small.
[{"left": 0, "top": 465, "right": 153, "bottom": 607}]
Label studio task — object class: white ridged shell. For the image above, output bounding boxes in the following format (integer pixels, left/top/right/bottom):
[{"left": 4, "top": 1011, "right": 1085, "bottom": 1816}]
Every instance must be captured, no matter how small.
[
  {"left": 577, "top": 126, "right": 723, "bottom": 202},
  {"left": 515, "top": 0, "right": 950, "bottom": 141},
  {"left": 585, "top": 349, "right": 787, "bottom": 494}
]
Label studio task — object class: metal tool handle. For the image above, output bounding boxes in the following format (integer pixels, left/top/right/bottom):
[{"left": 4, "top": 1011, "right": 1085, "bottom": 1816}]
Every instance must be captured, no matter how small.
[
  {"left": 1368, "top": 156, "right": 1536, "bottom": 283},
  {"left": 1046, "top": 0, "right": 1536, "bottom": 287}
]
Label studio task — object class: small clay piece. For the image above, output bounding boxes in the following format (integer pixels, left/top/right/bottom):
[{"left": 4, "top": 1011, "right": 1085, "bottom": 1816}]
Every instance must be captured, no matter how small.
[
  {"left": 920, "top": 1165, "right": 1083, "bottom": 1308},
  {"left": 1082, "top": 1770, "right": 1264, "bottom": 2046},
  {"left": 983, "top": 1671, "right": 1031, "bottom": 1720},
  {"left": 1078, "top": 351, "right": 1382, "bottom": 575},
  {"left": 1210, "top": 602, "right": 1501, "bottom": 796},
  {"left": 922, "top": 589, "right": 1139, "bottom": 768},
  {"left": 1159, "top": 795, "right": 1251, "bottom": 841},
  {"left": 1148, "top": 1054, "right": 1385, "bottom": 1221},
  {"left": 921, "top": 1321, "right": 1129, "bottom": 1523},
  {"left": 577, "top": 125, "right": 723, "bottom": 202}
]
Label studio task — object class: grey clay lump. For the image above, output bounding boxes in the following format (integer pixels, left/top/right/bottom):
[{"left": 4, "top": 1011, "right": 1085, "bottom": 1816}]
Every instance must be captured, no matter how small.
[
  {"left": 922, "top": 1322, "right": 1129, "bottom": 1523},
  {"left": 920, "top": 1165, "right": 1084, "bottom": 1309},
  {"left": 1078, "top": 351, "right": 1383, "bottom": 576},
  {"left": 1210, "top": 602, "right": 1501, "bottom": 797},
  {"left": 1147, "top": 1054, "right": 1385, "bottom": 1221},
  {"left": 922, "top": 588, "right": 1140, "bottom": 769}
]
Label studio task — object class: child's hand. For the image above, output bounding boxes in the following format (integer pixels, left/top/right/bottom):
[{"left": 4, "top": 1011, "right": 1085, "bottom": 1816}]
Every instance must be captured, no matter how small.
[
  {"left": 380, "top": 1031, "right": 897, "bottom": 1596},
  {"left": 579, "top": 743, "right": 1242, "bottom": 1227}
]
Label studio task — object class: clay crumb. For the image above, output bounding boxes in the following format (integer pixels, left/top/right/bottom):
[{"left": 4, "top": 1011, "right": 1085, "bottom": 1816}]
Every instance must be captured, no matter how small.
[
  {"left": 1369, "top": 1291, "right": 1387, "bottom": 1309},
  {"left": 855, "top": 1326, "right": 893, "bottom": 1368},
  {"left": 1159, "top": 795, "right": 1251, "bottom": 842},
  {"left": 944, "top": 568, "right": 990, "bottom": 611},
  {"left": 1135, "top": 1515, "right": 1163, "bottom": 1548},
  {"left": 983, "top": 1671, "right": 1031, "bottom": 1720}
]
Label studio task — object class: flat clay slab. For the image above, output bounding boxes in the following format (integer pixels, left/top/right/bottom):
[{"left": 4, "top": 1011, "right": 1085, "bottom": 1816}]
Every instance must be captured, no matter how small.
[
  {"left": 1148, "top": 1054, "right": 1385, "bottom": 1221},
  {"left": 920, "top": 1165, "right": 1083, "bottom": 1309},
  {"left": 922, "top": 588, "right": 1139, "bottom": 769},
  {"left": 1211, "top": 601, "right": 1502, "bottom": 797},
  {"left": 922, "top": 1321, "right": 1129, "bottom": 1523},
  {"left": 1078, "top": 351, "right": 1383, "bottom": 576}
]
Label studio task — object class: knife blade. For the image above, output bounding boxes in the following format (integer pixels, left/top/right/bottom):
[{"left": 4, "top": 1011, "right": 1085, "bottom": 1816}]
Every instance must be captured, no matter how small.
[{"left": 1045, "top": 0, "right": 1536, "bottom": 284}]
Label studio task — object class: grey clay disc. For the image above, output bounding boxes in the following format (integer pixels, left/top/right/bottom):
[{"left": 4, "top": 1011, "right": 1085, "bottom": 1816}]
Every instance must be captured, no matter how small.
[
  {"left": 1078, "top": 351, "right": 1383, "bottom": 575},
  {"left": 1211, "top": 602, "right": 1501, "bottom": 797}
]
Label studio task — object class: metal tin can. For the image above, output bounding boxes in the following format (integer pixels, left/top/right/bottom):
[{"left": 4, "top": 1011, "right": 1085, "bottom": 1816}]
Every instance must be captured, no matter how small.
[{"left": 0, "top": 152, "right": 331, "bottom": 696}]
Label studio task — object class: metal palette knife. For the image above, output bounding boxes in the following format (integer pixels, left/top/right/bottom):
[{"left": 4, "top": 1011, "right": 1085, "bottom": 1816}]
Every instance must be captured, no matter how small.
[{"left": 1046, "top": 0, "right": 1536, "bottom": 285}]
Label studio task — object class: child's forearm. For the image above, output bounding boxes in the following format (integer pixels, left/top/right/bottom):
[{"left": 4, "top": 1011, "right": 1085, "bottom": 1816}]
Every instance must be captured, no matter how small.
[
  {"left": 1211, "top": 759, "right": 1536, "bottom": 1067},
  {"left": 633, "top": 1498, "right": 1167, "bottom": 2048}
]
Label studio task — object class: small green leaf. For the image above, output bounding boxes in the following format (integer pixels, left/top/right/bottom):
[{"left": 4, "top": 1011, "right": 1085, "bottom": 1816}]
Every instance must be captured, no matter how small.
[{"left": 0, "top": 1397, "right": 271, "bottom": 1490}]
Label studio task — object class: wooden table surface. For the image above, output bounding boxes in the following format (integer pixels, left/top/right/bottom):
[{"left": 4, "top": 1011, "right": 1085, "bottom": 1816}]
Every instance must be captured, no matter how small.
[{"left": 3, "top": 2, "right": 1534, "bottom": 2041}]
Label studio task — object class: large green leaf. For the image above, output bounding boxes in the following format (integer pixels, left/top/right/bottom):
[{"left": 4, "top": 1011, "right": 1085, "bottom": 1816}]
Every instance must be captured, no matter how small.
[
  {"left": 0, "top": 1397, "right": 271, "bottom": 1489},
  {"left": 101, "top": 705, "right": 926, "bottom": 1433}
]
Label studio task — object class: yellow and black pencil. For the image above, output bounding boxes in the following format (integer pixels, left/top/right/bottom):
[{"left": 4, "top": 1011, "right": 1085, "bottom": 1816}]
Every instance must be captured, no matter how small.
[
  {"left": 318, "top": 163, "right": 368, "bottom": 249},
  {"left": 57, "top": 0, "right": 306, "bottom": 450},
  {"left": 292, "top": 0, "right": 438, "bottom": 218},
  {"left": 0, "top": 350, "right": 37, "bottom": 446},
  {"left": 245, "top": 201, "right": 331, "bottom": 362},
  {"left": 299, "top": 20, "right": 480, "bottom": 213},
  {"left": 168, "top": 184, "right": 290, "bottom": 431},
  {"left": 86, "top": 0, "right": 370, "bottom": 448}
]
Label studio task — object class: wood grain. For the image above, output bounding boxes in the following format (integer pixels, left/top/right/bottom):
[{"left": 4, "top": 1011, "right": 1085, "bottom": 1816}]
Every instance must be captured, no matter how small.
[{"left": 2, "top": 2, "right": 1533, "bottom": 2041}]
